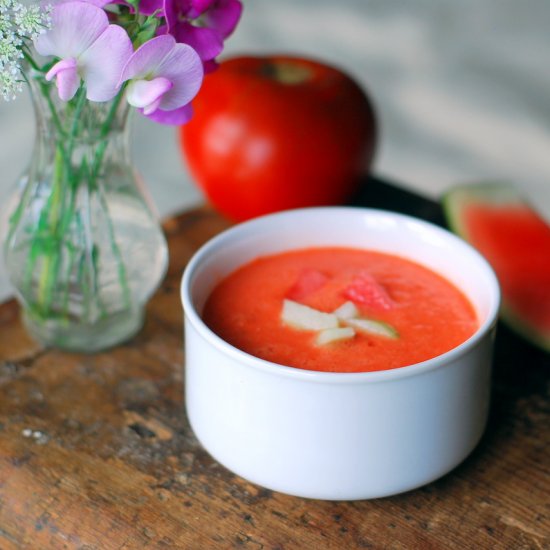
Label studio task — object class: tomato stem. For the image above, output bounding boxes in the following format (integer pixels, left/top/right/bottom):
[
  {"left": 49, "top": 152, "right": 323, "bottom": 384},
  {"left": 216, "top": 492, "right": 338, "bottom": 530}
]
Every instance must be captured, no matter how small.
[{"left": 259, "top": 61, "right": 312, "bottom": 85}]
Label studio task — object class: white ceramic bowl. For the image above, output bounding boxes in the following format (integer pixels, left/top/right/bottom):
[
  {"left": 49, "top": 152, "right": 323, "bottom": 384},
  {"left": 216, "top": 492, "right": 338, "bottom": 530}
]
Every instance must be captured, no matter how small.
[{"left": 181, "top": 207, "right": 499, "bottom": 500}]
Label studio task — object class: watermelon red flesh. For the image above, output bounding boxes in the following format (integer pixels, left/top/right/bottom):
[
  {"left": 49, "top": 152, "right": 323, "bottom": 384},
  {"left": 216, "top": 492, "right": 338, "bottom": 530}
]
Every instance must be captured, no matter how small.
[
  {"left": 286, "top": 269, "right": 329, "bottom": 301},
  {"left": 342, "top": 271, "right": 395, "bottom": 311},
  {"left": 286, "top": 268, "right": 395, "bottom": 313},
  {"left": 443, "top": 183, "right": 550, "bottom": 352}
]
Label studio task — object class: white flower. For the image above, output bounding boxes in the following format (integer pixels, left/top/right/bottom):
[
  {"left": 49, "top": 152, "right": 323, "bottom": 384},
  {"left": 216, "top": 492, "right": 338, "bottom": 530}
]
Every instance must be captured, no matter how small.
[
  {"left": 0, "top": 0, "right": 51, "bottom": 101},
  {"left": 0, "top": 60, "right": 22, "bottom": 100},
  {"left": 0, "top": 33, "right": 22, "bottom": 65},
  {"left": 0, "top": 0, "right": 16, "bottom": 12},
  {"left": 0, "top": 11, "right": 14, "bottom": 37},
  {"left": 14, "top": 3, "right": 51, "bottom": 39}
]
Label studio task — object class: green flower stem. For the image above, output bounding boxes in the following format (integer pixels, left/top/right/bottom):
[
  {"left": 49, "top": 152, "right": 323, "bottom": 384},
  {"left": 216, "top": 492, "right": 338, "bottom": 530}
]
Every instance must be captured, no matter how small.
[
  {"left": 40, "top": 81, "right": 66, "bottom": 139},
  {"left": 58, "top": 159, "right": 87, "bottom": 321},
  {"left": 66, "top": 88, "right": 87, "bottom": 158},
  {"left": 94, "top": 174, "right": 132, "bottom": 309},
  {"left": 16, "top": 77, "right": 133, "bottom": 325},
  {"left": 21, "top": 49, "right": 40, "bottom": 71},
  {"left": 89, "top": 87, "right": 132, "bottom": 310},
  {"left": 8, "top": 67, "right": 66, "bottom": 262},
  {"left": 92, "top": 86, "right": 126, "bottom": 177},
  {"left": 36, "top": 145, "right": 65, "bottom": 313},
  {"left": 33, "top": 88, "right": 86, "bottom": 315},
  {"left": 22, "top": 52, "right": 66, "bottom": 140}
]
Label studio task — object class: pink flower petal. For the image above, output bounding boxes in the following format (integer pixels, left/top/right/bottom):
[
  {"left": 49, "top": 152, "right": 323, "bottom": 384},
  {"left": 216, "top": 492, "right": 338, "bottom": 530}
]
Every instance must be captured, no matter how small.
[
  {"left": 45, "top": 57, "right": 77, "bottom": 81},
  {"left": 119, "top": 35, "right": 176, "bottom": 83},
  {"left": 120, "top": 35, "right": 202, "bottom": 115},
  {"left": 46, "top": 58, "right": 81, "bottom": 101},
  {"left": 79, "top": 24, "right": 133, "bottom": 101},
  {"left": 53, "top": 0, "right": 112, "bottom": 6},
  {"left": 143, "top": 97, "right": 163, "bottom": 115},
  {"left": 34, "top": 2, "right": 108, "bottom": 58},
  {"left": 142, "top": 103, "right": 194, "bottom": 125},
  {"left": 153, "top": 42, "right": 203, "bottom": 111},
  {"left": 86, "top": 0, "right": 111, "bottom": 6},
  {"left": 126, "top": 77, "right": 173, "bottom": 109}
]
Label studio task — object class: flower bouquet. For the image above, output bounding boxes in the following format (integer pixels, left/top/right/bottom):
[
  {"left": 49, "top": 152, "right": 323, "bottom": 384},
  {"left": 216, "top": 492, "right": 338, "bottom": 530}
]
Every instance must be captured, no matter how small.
[{"left": 0, "top": 0, "right": 242, "bottom": 351}]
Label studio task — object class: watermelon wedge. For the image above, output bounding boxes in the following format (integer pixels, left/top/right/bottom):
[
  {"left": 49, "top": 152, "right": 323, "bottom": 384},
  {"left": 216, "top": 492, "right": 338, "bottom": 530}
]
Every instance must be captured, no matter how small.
[{"left": 443, "top": 182, "right": 550, "bottom": 352}]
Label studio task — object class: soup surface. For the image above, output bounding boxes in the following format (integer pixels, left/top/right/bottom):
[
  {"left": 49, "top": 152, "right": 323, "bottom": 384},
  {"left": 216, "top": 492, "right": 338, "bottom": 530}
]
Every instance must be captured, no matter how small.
[{"left": 202, "top": 247, "right": 478, "bottom": 372}]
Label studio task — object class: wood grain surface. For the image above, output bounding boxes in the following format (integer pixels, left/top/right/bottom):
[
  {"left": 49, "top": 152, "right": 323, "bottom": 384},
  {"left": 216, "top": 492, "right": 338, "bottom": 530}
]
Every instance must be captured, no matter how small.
[{"left": 0, "top": 180, "right": 548, "bottom": 549}]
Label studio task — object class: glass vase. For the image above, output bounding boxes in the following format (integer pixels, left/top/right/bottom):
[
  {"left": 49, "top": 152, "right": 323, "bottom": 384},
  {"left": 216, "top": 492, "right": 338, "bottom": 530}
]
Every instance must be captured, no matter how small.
[{"left": 2, "top": 71, "right": 168, "bottom": 352}]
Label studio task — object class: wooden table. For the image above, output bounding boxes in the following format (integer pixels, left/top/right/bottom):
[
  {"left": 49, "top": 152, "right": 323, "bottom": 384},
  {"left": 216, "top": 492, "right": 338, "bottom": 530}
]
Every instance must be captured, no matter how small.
[{"left": 0, "top": 178, "right": 548, "bottom": 549}]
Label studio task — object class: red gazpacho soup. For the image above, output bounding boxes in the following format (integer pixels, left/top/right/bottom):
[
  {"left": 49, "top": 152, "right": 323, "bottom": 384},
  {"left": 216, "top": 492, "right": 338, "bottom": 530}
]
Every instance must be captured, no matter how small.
[{"left": 202, "top": 247, "right": 478, "bottom": 372}]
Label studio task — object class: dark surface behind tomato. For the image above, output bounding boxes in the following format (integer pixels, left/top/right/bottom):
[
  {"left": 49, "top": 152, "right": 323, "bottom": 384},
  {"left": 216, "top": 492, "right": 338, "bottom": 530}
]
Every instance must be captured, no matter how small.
[{"left": 180, "top": 55, "right": 377, "bottom": 221}]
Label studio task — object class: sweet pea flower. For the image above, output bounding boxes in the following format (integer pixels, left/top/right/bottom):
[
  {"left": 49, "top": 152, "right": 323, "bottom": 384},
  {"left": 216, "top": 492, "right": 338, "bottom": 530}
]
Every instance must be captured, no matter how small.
[
  {"left": 168, "top": 0, "right": 242, "bottom": 69},
  {"left": 120, "top": 34, "right": 203, "bottom": 125},
  {"left": 34, "top": 1, "right": 133, "bottom": 101},
  {"left": 137, "top": 0, "right": 241, "bottom": 70}
]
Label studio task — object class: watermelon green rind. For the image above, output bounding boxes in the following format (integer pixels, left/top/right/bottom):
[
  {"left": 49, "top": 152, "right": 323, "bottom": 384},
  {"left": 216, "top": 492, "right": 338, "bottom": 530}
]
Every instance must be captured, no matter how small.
[
  {"left": 442, "top": 182, "right": 521, "bottom": 242},
  {"left": 499, "top": 301, "right": 550, "bottom": 353},
  {"left": 442, "top": 182, "right": 550, "bottom": 353}
]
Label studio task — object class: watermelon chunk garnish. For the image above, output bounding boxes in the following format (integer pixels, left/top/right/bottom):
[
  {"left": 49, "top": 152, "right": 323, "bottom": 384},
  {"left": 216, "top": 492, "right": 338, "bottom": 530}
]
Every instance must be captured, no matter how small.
[
  {"left": 443, "top": 182, "right": 550, "bottom": 352},
  {"left": 342, "top": 271, "right": 395, "bottom": 311},
  {"left": 286, "top": 269, "right": 329, "bottom": 301}
]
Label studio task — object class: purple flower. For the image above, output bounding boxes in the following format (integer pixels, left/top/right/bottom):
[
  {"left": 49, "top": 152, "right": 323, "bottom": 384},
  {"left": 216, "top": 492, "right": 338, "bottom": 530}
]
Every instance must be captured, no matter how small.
[
  {"left": 163, "top": 0, "right": 242, "bottom": 69},
  {"left": 120, "top": 34, "right": 203, "bottom": 125},
  {"left": 73, "top": 0, "right": 242, "bottom": 70},
  {"left": 34, "top": 2, "right": 133, "bottom": 101},
  {"left": 137, "top": 0, "right": 166, "bottom": 16}
]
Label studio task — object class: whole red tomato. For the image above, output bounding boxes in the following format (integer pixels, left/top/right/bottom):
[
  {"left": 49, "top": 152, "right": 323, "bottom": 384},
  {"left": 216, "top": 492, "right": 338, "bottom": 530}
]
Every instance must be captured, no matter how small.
[{"left": 180, "top": 55, "right": 377, "bottom": 221}]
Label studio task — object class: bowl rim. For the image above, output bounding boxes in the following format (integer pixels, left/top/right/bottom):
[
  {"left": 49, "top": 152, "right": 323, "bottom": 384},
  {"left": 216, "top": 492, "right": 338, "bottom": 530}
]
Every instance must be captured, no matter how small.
[{"left": 181, "top": 206, "right": 500, "bottom": 384}]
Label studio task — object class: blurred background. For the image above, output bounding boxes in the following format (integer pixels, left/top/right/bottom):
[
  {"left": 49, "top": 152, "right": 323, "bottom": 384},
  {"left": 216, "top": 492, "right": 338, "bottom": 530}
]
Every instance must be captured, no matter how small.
[{"left": 1, "top": 0, "right": 549, "bottom": 302}]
